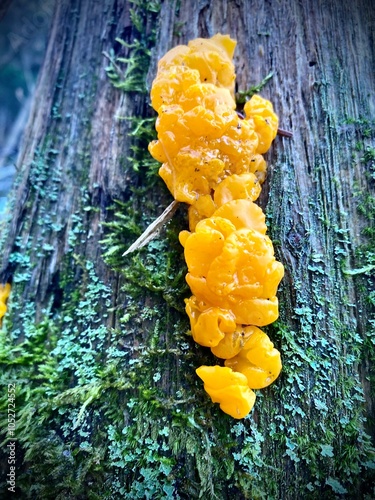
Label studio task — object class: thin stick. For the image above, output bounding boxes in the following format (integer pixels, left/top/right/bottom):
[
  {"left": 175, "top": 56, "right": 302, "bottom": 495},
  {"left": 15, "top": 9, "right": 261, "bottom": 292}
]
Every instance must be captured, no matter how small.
[
  {"left": 123, "top": 126, "right": 291, "bottom": 257},
  {"left": 277, "top": 128, "right": 293, "bottom": 138},
  {"left": 123, "top": 200, "right": 180, "bottom": 256}
]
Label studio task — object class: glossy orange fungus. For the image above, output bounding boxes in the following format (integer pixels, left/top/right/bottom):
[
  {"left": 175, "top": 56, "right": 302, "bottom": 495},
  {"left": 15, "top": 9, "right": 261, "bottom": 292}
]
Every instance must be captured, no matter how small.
[
  {"left": 0, "top": 283, "right": 11, "bottom": 321},
  {"left": 149, "top": 34, "right": 283, "bottom": 418}
]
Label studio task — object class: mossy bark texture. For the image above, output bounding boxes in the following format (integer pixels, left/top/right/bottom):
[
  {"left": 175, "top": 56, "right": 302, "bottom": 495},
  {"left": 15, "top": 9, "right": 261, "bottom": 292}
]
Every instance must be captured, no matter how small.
[{"left": 1, "top": 0, "right": 375, "bottom": 498}]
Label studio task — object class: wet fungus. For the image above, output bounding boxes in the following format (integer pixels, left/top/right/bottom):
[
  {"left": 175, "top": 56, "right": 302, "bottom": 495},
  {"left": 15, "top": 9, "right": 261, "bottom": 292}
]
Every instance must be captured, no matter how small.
[{"left": 149, "top": 34, "right": 283, "bottom": 418}]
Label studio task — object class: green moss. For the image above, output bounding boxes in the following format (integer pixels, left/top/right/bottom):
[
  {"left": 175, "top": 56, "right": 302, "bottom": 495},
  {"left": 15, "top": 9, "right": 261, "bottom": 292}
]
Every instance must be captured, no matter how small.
[
  {"left": 122, "top": 116, "right": 160, "bottom": 182},
  {"left": 104, "top": 0, "right": 160, "bottom": 94},
  {"left": 104, "top": 38, "right": 151, "bottom": 94},
  {"left": 349, "top": 131, "right": 375, "bottom": 425},
  {"left": 236, "top": 71, "right": 274, "bottom": 105}
]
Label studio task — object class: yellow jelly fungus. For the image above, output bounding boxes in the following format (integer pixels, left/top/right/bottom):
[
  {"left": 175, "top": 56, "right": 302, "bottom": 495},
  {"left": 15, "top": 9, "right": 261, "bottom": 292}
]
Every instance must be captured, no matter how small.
[
  {"left": 0, "top": 283, "right": 11, "bottom": 320},
  {"left": 196, "top": 365, "right": 256, "bottom": 419},
  {"left": 186, "top": 195, "right": 217, "bottom": 232},
  {"left": 244, "top": 94, "right": 279, "bottom": 154},
  {"left": 185, "top": 35, "right": 236, "bottom": 92},
  {"left": 181, "top": 223, "right": 284, "bottom": 326},
  {"left": 156, "top": 34, "right": 237, "bottom": 95},
  {"left": 187, "top": 172, "right": 264, "bottom": 231},
  {"left": 225, "top": 326, "right": 282, "bottom": 389},
  {"left": 248, "top": 154, "right": 267, "bottom": 184},
  {"left": 213, "top": 199, "right": 267, "bottom": 233},
  {"left": 213, "top": 172, "right": 261, "bottom": 206},
  {"left": 149, "top": 34, "right": 283, "bottom": 419},
  {"left": 148, "top": 34, "right": 277, "bottom": 206},
  {"left": 185, "top": 296, "right": 236, "bottom": 347},
  {"left": 187, "top": 273, "right": 280, "bottom": 326},
  {"left": 211, "top": 325, "right": 254, "bottom": 359}
]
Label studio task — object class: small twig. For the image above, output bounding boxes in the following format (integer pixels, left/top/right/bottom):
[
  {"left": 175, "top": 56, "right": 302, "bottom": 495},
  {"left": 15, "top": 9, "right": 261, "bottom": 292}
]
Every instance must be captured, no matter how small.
[
  {"left": 123, "top": 200, "right": 180, "bottom": 256},
  {"left": 102, "top": 50, "right": 123, "bottom": 76},
  {"left": 277, "top": 128, "right": 293, "bottom": 138}
]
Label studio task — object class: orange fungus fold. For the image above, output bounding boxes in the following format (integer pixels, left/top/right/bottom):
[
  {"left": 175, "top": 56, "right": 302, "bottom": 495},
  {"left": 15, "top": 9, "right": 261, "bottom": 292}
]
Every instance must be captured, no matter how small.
[
  {"left": 0, "top": 283, "right": 11, "bottom": 321},
  {"left": 149, "top": 34, "right": 283, "bottom": 419},
  {"left": 196, "top": 366, "right": 256, "bottom": 419}
]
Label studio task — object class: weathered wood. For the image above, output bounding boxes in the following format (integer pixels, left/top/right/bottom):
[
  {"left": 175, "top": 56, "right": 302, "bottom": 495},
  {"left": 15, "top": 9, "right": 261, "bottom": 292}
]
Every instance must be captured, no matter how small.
[{"left": 0, "top": 0, "right": 374, "bottom": 498}]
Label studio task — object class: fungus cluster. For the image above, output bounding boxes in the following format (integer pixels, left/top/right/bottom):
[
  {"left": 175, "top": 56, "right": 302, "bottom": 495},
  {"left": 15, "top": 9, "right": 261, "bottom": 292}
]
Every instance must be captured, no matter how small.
[
  {"left": 0, "top": 283, "right": 11, "bottom": 321},
  {"left": 149, "top": 34, "right": 283, "bottom": 418}
]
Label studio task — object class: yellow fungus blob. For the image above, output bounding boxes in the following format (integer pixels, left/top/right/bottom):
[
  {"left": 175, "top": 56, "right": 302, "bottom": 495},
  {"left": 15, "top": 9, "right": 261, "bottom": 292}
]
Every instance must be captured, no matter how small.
[
  {"left": 185, "top": 297, "right": 236, "bottom": 347},
  {"left": 149, "top": 34, "right": 283, "bottom": 418},
  {"left": 244, "top": 94, "right": 279, "bottom": 154},
  {"left": 210, "top": 325, "right": 254, "bottom": 359},
  {"left": 225, "top": 326, "right": 282, "bottom": 389},
  {"left": 196, "top": 366, "right": 256, "bottom": 419},
  {"left": 0, "top": 283, "right": 11, "bottom": 320},
  {"left": 148, "top": 34, "right": 277, "bottom": 205},
  {"left": 181, "top": 223, "right": 284, "bottom": 326},
  {"left": 213, "top": 172, "right": 261, "bottom": 206}
]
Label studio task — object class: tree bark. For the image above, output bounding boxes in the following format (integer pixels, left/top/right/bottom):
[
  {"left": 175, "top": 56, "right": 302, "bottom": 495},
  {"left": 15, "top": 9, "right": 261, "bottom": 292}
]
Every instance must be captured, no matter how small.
[{"left": 1, "top": 0, "right": 375, "bottom": 498}]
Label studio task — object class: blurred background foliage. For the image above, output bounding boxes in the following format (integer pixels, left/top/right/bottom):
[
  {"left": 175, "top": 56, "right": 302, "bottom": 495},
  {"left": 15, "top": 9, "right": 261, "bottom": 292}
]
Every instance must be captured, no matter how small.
[{"left": 0, "top": 0, "right": 55, "bottom": 217}]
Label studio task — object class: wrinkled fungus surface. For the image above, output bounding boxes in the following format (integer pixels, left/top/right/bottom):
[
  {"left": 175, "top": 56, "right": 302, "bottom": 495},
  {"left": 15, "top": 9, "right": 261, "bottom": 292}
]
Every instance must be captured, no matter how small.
[
  {"left": 196, "top": 366, "right": 256, "bottom": 419},
  {"left": 0, "top": 283, "right": 11, "bottom": 320},
  {"left": 150, "top": 34, "right": 283, "bottom": 418},
  {"left": 148, "top": 34, "right": 278, "bottom": 205}
]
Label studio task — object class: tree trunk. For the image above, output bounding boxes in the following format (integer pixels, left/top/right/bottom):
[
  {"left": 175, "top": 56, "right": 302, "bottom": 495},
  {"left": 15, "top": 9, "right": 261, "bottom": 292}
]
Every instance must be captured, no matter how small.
[{"left": 1, "top": 0, "right": 375, "bottom": 498}]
